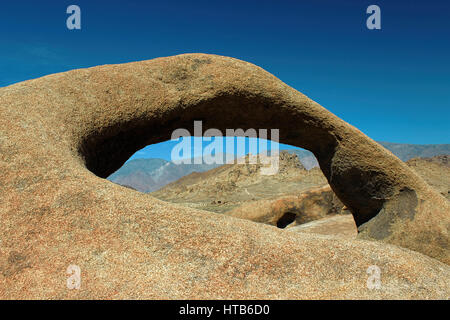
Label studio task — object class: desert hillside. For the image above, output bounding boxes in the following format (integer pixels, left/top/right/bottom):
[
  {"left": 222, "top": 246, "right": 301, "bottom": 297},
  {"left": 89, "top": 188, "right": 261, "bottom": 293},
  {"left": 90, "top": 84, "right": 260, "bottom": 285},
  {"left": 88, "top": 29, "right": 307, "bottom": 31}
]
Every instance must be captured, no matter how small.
[
  {"left": 151, "top": 153, "right": 449, "bottom": 231},
  {"left": 151, "top": 151, "right": 328, "bottom": 213}
]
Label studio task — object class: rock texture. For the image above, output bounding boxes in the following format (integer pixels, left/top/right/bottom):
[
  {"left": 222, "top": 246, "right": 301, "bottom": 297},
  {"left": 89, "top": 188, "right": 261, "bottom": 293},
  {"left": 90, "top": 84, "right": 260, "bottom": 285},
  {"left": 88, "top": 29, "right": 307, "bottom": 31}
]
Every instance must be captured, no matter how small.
[
  {"left": 0, "top": 54, "right": 449, "bottom": 299},
  {"left": 406, "top": 155, "right": 450, "bottom": 200},
  {"left": 226, "top": 185, "right": 344, "bottom": 228},
  {"left": 287, "top": 214, "right": 358, "bottom": 239}
]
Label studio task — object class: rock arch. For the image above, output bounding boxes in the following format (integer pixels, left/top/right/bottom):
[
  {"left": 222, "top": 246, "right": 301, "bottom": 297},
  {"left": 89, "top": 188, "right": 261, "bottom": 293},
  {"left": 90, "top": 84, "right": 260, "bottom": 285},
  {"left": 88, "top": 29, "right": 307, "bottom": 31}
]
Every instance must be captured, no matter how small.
[{"left": 0, "top": 54, "right": 448, "bottom": 298}]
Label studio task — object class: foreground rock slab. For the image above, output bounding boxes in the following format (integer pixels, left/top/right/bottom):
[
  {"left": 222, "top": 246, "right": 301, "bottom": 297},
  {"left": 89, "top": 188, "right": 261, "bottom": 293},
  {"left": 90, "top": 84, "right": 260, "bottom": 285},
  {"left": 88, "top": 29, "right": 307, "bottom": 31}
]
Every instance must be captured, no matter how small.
[
  {"left": 226, "top": 185, "right": 344, "bottom": 227},
  {"left": 287, "top": 214, "right": 358, "bottom": 239},
  {"left": 0, "top": 54, "right": 449, "bottom": 299}
]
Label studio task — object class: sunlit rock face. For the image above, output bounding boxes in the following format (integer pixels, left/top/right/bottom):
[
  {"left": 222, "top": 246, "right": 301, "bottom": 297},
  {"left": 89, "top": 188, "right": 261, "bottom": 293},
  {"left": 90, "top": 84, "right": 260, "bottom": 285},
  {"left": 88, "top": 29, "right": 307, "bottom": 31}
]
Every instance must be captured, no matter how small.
[{"left": 0, "top": 54, "right": 448, "bottom": 299}]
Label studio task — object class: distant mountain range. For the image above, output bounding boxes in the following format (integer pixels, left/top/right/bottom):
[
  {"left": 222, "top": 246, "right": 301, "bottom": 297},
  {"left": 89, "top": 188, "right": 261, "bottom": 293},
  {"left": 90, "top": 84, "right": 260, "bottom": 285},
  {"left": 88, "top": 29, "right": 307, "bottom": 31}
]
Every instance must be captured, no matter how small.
[
  {"left": 108, "top": 155, "right": 229, "bottom": 192},
  {"left": 378, "top": 142, "right": 450, "bottom": 161},
  {"left": 108, "top": 142, "right": 450, "bottom": 192}
]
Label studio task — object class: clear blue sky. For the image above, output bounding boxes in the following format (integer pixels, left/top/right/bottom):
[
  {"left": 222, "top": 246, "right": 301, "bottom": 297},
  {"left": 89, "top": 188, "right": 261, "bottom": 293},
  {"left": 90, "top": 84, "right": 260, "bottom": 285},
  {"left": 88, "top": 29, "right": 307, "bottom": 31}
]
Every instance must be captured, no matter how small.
[
  {"left": 130, "top": 137, "right": 294, "bottom": 162},
  {"left": 1, "top": 0, "right": 449, "bottom": 154}
]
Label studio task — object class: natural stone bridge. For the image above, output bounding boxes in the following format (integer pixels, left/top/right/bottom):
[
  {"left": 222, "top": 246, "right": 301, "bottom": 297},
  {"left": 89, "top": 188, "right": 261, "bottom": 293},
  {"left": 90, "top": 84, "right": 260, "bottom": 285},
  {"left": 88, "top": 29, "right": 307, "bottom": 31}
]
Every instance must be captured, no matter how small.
[{"left": 0, "top": 54, "right": 448, "bottom": 299}]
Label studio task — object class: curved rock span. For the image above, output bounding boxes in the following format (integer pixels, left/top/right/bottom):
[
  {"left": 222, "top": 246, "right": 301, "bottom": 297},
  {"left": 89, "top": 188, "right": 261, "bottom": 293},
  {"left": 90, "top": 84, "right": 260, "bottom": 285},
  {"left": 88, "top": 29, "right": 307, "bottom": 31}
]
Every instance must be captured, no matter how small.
[{"left": 0, "top": 54, "right": 448, "bottom": 299}]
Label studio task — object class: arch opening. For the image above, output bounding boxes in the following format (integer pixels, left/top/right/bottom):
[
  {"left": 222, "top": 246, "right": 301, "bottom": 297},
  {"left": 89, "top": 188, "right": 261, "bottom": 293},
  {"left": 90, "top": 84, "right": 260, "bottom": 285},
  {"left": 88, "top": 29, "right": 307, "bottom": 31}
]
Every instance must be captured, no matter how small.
[
  {"left": 78, "top": 94, "right": 337, "bottom": 178},
  {"left": 76, "top": 93, "right": 381, "bottom": 227}
]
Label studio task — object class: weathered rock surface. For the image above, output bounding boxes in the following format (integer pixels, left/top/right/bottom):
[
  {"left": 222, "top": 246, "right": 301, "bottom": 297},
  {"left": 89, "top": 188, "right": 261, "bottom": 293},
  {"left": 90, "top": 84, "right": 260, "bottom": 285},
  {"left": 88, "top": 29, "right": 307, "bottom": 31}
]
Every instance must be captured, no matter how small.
[
  {"left": 0, "top": 54, "right": 449, "bottom": 299},
  {"left": 406, "top": 155, "right": 450, "bottom": 200},
  {"left": 287, "top": 214, "right": 358, "bottom": 239},
  {"left": 226, "top": 185, "right": 344, "bottom": 228}
]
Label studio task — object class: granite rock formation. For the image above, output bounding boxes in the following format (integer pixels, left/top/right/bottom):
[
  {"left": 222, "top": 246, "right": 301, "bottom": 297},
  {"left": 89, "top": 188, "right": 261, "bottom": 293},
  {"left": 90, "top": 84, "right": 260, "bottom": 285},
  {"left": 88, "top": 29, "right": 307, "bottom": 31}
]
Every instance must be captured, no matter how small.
[
  {"left": 226, "top": 185, "right": 344, "bottom": 228},
  {"left": 0, "top": 54, "right": 449, "bottom": 299}
]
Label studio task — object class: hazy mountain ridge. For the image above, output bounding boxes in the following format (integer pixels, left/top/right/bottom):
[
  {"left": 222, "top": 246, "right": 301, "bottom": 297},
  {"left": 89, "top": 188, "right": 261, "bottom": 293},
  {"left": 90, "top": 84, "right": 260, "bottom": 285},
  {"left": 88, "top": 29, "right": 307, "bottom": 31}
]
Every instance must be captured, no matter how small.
[
  {"left": 287, "top": 142, "right": 450, "bottom": 169},
  {"left": 378, "top": 142, "right": 450, "bottom": 161},
  {"left": 108, "top": 154, "right": 232, "bottom": 192}
]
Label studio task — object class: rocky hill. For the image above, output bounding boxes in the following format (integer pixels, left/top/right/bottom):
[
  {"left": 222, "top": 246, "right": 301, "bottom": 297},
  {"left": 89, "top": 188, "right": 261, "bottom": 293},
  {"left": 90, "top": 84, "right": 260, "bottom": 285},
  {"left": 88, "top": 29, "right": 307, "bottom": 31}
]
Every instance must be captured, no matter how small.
[
  {"left": 151, "top": 151, "right": 328, "bottom": 213},
  {"left": 152, "top": 151, "right": 349, "bottom": 231},
  {"left": 152, "top": 152, "right": 450, "bottom": 230},
  {"left": 406, "top": 155, "right": 450, "bottom": 200}
]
